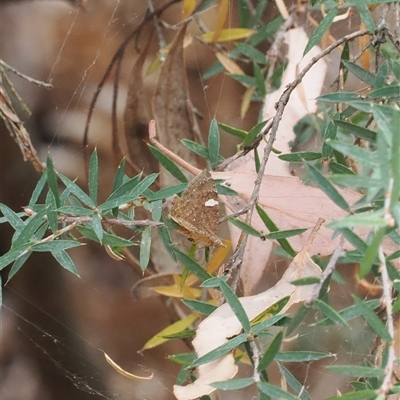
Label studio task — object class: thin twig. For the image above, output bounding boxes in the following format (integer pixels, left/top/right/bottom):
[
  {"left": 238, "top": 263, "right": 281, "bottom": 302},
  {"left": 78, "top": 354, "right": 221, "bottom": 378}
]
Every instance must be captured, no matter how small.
[
  {"left": 60, "top": 215, "right": 163, "bottom": 228},
  {"left": 377, "top": 175, "right": 396, "bottom": 395},
  {"left": 308, "top": 236, "right": 344, "bottom": 302},
  {"left": 0, "top": 59, "right": 53, "bottom": 88},
  {"left": 249, "top": 339, "right": 261, "bottom": 383}
]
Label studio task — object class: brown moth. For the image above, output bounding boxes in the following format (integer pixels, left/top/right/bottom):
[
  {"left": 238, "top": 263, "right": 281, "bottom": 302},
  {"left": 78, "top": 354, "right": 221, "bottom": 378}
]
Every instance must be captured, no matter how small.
[{"left": 169, "top": 169, "right": 224, "bottom": 247}]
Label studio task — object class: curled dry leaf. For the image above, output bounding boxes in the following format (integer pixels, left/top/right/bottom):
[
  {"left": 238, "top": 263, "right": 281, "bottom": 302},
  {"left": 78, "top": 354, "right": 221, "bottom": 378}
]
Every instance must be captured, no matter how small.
[
  {"left": 124, "top": 36, "right": 155, "bottom": 174},
  {"left": 104, "top": 352, "right": 153, "bottom": 380},
  {"left": 152, "top": 23, "right": 199, "bottom": 186},
  {"left": 173, "top": 232, "right": 323, "bottom": 400}
]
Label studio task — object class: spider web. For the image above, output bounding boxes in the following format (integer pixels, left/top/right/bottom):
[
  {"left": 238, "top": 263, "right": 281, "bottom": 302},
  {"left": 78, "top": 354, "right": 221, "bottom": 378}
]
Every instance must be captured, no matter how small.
[{"left": 0, "top": 1, "right": 381, "bottom": 400}]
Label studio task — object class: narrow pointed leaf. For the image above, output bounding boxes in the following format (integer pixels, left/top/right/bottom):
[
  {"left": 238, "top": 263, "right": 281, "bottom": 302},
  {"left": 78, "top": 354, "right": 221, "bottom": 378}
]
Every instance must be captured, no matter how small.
[
  {"left": 174, "top": 249, "right": 212, "bottom": 282},
  {"left": 148, "top": 145, "right": 188, "bottom": 183},
  {"left": 219, "top": 278, "right": 251, "bottom": 333},
  {"left": 258, "top": 331, "right": 283, "bottom": 371},
  {"left": 258, "top": 382, "right": 299, "bottom": 400},
  {"left": 52, "top": 250, "right": 79, "bottom": 275},
  {"left": 304, "top": 7, "right": 338, "bottom": 56},
  {"left": 314, "top": 299, "right": 349, "bottom": 327},
  {"left": 211, "top": 378, "right": 254, "bottom": 390},
  {"left": 140, "top": 226, "right": 152, "bottom": 271},
  {"left": 191, "top": 333, "right": 248, "bottom": 367},
  {"left": 89, "top": 149, "right": 99, "bottom": 204},
  {"left": 46, "top": 154, "right": 60, "bottom": 208},
  {"left": 305, "top": 162, "right": 349, "bottom": 211},
  {"left": 352, "top": 295, "right": 392, "bottom": 342},
  {"left": 208, "top": 118, "right": 220, "bottom": 168}
]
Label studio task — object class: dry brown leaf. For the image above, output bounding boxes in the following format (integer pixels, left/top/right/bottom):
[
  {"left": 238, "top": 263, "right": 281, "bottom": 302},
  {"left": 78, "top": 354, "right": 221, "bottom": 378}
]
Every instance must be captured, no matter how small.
[
  {"left": 152, "top": 23, "right": 199, "bottom": 186},
  {"left": 173, "top": 232, "right": 323, "bottom": 400},
  {"left": 124, "top": 38, "right": 155, "bottom": 174}
]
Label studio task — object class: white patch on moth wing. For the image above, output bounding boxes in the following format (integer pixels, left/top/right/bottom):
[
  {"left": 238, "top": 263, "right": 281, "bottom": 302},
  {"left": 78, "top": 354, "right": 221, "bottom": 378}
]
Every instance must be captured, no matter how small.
[{"left": 204, "top": 199, "right": 219, "bottom": 207}]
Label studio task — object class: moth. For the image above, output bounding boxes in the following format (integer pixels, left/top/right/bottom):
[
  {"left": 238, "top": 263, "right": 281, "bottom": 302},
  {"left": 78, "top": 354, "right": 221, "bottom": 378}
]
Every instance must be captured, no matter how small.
[{"left": 169, "top": 169, "right": 224, "bottom": 247}]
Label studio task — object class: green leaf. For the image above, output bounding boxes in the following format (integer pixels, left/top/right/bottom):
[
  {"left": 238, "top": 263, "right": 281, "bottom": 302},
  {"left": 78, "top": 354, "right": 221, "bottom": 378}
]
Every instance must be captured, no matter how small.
[
  {"left": 329, "top": 174, "right": 382, "bottom": 189},
  {"left": 46, "top": 154, "right": 60, "bottom": 208},
  {"left": 353, "top": 295, "right": 392, "bottom": 342},
  {"left": 328, "top": 212, "right": 387, "bottom": 229},
  {"left": 251, "top": 314, "right": 287, "bottom": 336},
  {"left": 356, "top": 4, "right": 375, "bottom": 33},
  {"left": 8, "top": 253, "right": 31, "bottom": 280},
  {"left": 99, "top": 173, "right": 158, "bottom": 211},
  {"left": 91, "top": 212, "right": 103, "bottom": 244},
  {"left": 201, "top": 276, "right": 228, "bottom": 288},
  {"left": 256, "top": 205, "right": 296, "bottom": 257},
  {"left": 0, "top": 204, "right": 25, "bottom": 234},
  {"left": 359, "top": 228, "right": 386, "bottom": 278},
  {"left": 318, "top": 92, "right": 360, "bottom": 103},
  {"left": 0, "top": 245, "right": 29, "bottom": 271},
  {"left": 327, "top": 365, "right": 384, "bottom": 378},
  {"left": 191, "top": 333, "right": 248, "bottom": 367},
  {"left": 369, "top": 85, "right": 400, "bottom": 100},
  {"left": 322, "top": 118, "right": 338, "bottom": 158},
  {"left": 112, "top": 157, "right": 126, "bottom": 193},
  {"left": 218, "top": 122, "right": 247, "bottom": 139},
  {"left": 340, "top": 42, "right": 350, "bottom": 83},
  {"left": 315, "top": 299, "right": 380, "bottom": 326},
  {"left": 305, "top": 162, "right": 349, "bottom": 211},
  {"left": 108, "top": 171, "right": 143, "bottom": 203},
  {"left": 278, "top": 363, "right": 311, "bottom": 400},
  {"left": 45, "top": 192, "right": 58, "bottom": 233},
  {"left": 181, "top": 139, "right": 224, "bottom": 163},
  {"left": 158, "top": 225, "right": 176, "bottom": 262},
  {"left": 326, "top": 390, "right": 376, "bottom": 400},
  {"left": 333, "top": 120, "right": 376, "bottom": 143},
  {"left": 52, "top": 250, "right": 79, "bottom": 275},
  {"left": 28, "top": 173, "right": 47, "bottom": 208},
  {"left": 264, "top": 228, "right": 308, "bottom": 240},
  {"left": 12, "top": 209, "right": 47, "bottom": 248},
  {"left": 236, "top": 43, "right": 266, "bottom": 64},
  {"left": 249, "top": 15, "right": 283, "bottom": 46},
  {"left": 140, "top": 226, "right": 151, "bottom": 271},
  {"left": 341, "top": 60, "right": 376, "bottom": 87},
  {"left": 146, "top": 183, "right": 187, "bottom": 202},
  {"left": 314, "top": 299, "right": 349, "bottom": 327},
  {"left": 211, "top": 378, "right": 254, "bottom": 391},
  {"left": 31, "top": 240, "right": 82, "bottom": 252},
  {"left": 328, "top": 162, "right": 356, "bottom": 175},
  {"left": 174, "top": 248, "right": 212, "bottom": 282},
  {"left": 148, "top": 145, "right": 188, "bottom": 183},
  {"left": 89, "top": 148, "right": 99, "bottom": 204},
  {"left": 391, "top": 108, "right": 400, "bottom": 211},
  {"left": 258, "top": 331, "right": 283, "bottom": 371},
  {"left": 254, "top": 62, "right": 266, "bottom": 96},
  {"left": 242, "top": 120, "right": 269, "bottom": 148},
  {"left": 290, "top": 276, "right": 321, "bottom": 286},
  {"left": 286, "top": 305, "right": 310, "bottom": 336},
  {"left": 181, "top": 299, "right": 217, "bottom": 315},
  {"left": 326, "top": 140, "right": 377, "bottom": 166},
  {"left": 278, "top": 152, "right": 322, "bottom": 162},
  {"left": 59, "top": 173, "right": 95, "bottom": 208},
  {"left": 258, "top": 381, "right": 299, "bottom": 400},
  {"left": 227, "top": 216, "right": 261, "bottom": 237},
  {"left": 76, "top": 225, "right": 134, "bottom": 247},
  {"left": 275, "top": 351, "right": 332, "bottom": 362},
  {"left": 208, "top": 118, "right": 220, "bottom": 168},
  {"left": 151, "top": 199, "right": 163, "bottom": 222},
  {"left": 219, "top": 278, "right": 251, "bottom": 333},
  {"left": 304, "top": 7, "right": 338, "bottom": 56}
]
